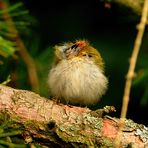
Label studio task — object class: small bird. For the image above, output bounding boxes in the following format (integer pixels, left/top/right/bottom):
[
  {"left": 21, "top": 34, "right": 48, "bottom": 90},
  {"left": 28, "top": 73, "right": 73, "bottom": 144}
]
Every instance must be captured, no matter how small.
[{"left": 48, "top": 40, "right": 108, "bottom": 106}]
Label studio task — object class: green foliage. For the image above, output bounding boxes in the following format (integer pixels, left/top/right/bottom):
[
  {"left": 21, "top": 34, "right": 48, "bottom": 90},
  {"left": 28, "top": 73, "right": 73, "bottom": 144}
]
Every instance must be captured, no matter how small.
[
  {"left": 0, "top": 36, "right": 17, "bottom": 58},
  {"left": 0, "top": 2, "right": 25, "bottom": 15},
  {"left": 0, "top": 1, "right": 35, "bottom": 36},
  {"left": 0, "top": 35, "right": 16, "bottom": 84},
  {"left": 0, "top": 112, "right": 46, "bottom": 147},
  {"left": 0, "top": 0, "right": 38, "bottom": 88},
  {"left": 1, "top": 75, "right": 11, "bottom": 85},
  {"left": 0, "top": 1, "right": 31, "bottom": 58},
  {"left": 0, "top": 113, "right": 26, "bottom": 148}
]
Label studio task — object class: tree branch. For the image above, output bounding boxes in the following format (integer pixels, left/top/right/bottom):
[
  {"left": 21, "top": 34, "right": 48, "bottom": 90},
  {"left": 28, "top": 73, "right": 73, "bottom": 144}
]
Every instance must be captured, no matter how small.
[{"left": 0, "top": 85, "right": 147, "bottom": 147}]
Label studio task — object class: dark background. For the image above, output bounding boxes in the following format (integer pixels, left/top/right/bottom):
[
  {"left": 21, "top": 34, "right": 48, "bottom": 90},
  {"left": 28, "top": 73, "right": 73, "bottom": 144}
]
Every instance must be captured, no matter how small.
[{"left": 7, "top": 0, "right": 148, "bottom": 125}]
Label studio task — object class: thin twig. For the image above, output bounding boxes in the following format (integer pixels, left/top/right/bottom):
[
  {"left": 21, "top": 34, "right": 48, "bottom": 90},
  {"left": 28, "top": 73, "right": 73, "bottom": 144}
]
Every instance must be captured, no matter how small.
[
  {"left": 0, "top": 0, "right": 39, "bottom": 93},
  {"left": 120, "top": 0, "right": 148, "bottom": 119},
  {"left": 115, "top": 0, "right": 148, "bottom": 147}
]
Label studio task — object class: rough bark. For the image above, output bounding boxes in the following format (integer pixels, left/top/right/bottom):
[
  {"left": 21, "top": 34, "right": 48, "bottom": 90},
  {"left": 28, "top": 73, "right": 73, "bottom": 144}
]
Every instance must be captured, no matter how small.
[{"left": 0, "top": 85, "right": 148, "bottom": 147}]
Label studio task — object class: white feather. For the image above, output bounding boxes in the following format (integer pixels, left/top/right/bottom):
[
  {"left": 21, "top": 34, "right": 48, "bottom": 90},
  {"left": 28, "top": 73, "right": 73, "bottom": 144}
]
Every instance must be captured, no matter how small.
[{"left": 48, "top": 57, "right": 108, "bottom": 106}]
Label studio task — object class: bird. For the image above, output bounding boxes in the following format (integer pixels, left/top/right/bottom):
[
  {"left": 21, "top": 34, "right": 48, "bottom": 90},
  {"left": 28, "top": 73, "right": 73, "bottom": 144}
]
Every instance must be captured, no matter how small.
[{"left": 48, "top": 40, "right": 108, "bottom": 106}]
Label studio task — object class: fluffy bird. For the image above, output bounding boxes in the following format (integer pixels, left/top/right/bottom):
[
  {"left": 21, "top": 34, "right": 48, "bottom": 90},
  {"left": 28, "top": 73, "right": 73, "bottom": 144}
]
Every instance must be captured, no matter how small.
[{"left": 48, "top": 40, "right": 108, "bottom": 106}]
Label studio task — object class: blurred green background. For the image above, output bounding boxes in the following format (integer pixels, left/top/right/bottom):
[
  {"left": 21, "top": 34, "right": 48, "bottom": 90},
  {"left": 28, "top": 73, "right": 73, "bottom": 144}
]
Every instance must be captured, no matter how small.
[{"left": 0, "top": 0, "right": 148, "bottom": 125}]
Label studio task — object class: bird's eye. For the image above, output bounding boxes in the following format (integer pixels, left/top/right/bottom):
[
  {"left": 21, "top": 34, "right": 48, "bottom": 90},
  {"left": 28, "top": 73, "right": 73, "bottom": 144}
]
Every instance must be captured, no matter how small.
[
  {"left": 82, "top": 54, "right": 92, "bottom": 58},
  {"left": 88, "top": 54, "right": 92, "bottom": 58}
]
